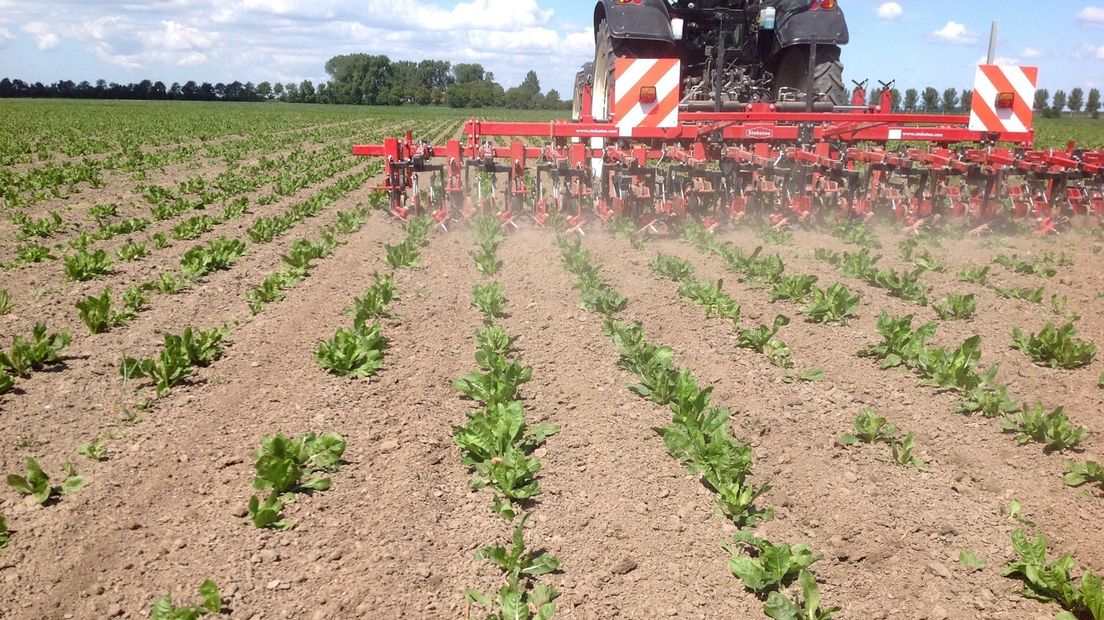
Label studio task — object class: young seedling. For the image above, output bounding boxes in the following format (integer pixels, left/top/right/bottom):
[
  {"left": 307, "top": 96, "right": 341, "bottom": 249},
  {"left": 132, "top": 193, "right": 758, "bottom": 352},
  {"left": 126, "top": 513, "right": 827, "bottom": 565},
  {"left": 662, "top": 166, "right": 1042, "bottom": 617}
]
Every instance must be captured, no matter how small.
[
  {"left": 994, "top": 286, "right": 1044, "bottom": 304},
  {"left": 957, "top": 265, "right": 990, "bottom": 284},
  {"left": 1002, "top": 404, "right": 1089, "bottom": 451},
  {"left": 1002, "top": 500, "right": 1035, "bottom": 527},
  {"left": 803, "top": 283, "right": 860, "bottom": 324},
  {"left": 769, "top": 274, "right": 818, "bottom": 303},
  {"left": 724, "top": 530, "right": 821, "bottom": 595},
  {"left": 0, "top": 290, "right": 10, "bottom": 315},
  {"left": 77, "top": 437, "right": 108, "bottom": 461},
  {"left": 933, "top": 293, "right": 977, "bottom": 321},
  {"left": 466, "top": 514, "right": 560, "bottom": 619},
  {"left": 890, "top": 433, "right": 925, "bottom": 467},
  {"left": 6, "top": 458, "right": 85, "bottom": 505},
  {"left": 1012, "top": 322, "right": 1096, "bottom": 369},
  {"left": 762, "top": 569, "right": 841, "bottom": 620},
  {"left": 957, "top": 384, "right": 1020, "bottom": 418},
  {"left": 838, "top": 408, "right": 898, "bottom": 445},
  {"left": 75, "top": 290, "right": 125, "bottom": 334},
  {"left": 471, "top": 282, "right": 509, "bottom": 323},
  {"left": 959, "top": 550, "right": 986, "bottom": 571},
  {"left": 783, "top": 368, "right": 824, "bottom": 383},
  {"left": 651, "top": 253, "right": 695, "bottom": 281},
  {"left": 315, "top": 321, "right": 387, "bottom": 377},
  {"left": 1002, "top": 529, "right": 1100, "bottom": 616},
  {"left": 150, "top": 579, "right": 223, "bottom": 619},
  {"left": 63, "top": 248, "right": 113, "bottom": 281},
  {"left": 0, "top": 515, "right": 9, "bottom": 549},
  {"left": 384, "top": 239, "right": 421, "bottom": 269},
  {"left": 678, "top": 278, "right": 741, "bottom": 321},
  {"left": 1063, "top": 460, "right": 1104, "bottom": 489},
  {"left": 0, "top": 323, "right": 71, "bottom": 378}
]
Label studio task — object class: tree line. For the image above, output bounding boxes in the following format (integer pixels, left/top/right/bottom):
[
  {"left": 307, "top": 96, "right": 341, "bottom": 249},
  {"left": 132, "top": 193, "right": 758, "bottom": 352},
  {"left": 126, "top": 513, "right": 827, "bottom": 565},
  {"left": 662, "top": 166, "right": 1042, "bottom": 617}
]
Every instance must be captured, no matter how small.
[
  {"left": 0, "top": 54, "right": 569, "bottom": 109},
  {"left": 854, "top": 86, "right": 1101, "bottom": 118}
]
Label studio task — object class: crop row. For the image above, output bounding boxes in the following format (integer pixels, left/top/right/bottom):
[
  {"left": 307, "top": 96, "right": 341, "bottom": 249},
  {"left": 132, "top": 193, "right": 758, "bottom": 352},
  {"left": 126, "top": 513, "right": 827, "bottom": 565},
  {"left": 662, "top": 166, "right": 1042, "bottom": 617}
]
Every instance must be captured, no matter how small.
[
  {"left": 457, "top": 220, "right": 560, "bottom": 617},
  {"left": 556, "top": 234, "right": 838, "bottom": 618}
]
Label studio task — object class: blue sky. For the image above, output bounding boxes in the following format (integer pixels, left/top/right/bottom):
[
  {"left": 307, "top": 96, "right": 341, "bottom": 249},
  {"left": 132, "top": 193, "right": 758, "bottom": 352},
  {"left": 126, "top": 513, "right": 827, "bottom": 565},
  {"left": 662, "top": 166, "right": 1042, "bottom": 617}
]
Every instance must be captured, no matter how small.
[{"left": 0, "top": 1, "right": 1101, "bottom": 96}]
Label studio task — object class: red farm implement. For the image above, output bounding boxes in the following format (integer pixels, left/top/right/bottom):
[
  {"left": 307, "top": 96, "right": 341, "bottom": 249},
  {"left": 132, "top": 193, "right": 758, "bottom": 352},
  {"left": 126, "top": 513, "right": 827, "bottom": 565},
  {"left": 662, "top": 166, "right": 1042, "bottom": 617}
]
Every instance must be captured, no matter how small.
[{"left": 353, "top": 66, "right": 1104, "bottom": 236}]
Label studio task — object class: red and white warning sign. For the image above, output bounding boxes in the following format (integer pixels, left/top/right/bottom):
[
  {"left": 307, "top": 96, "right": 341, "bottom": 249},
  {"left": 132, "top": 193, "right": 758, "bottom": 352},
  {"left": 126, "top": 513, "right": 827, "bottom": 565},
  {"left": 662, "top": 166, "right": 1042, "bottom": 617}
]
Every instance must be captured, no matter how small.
[
  {"left": 614, "top": 58, "right": 680, "bottom": 137},
  {"left": 968, "top": 65, "right": 1038, "bottom": 134}
]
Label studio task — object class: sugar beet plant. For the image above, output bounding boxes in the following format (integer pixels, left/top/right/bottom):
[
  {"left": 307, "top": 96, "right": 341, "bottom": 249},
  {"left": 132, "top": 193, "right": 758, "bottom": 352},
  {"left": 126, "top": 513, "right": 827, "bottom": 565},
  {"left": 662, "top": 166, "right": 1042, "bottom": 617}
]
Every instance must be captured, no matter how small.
[
  {"left": 1, "top": 323, "right": 70, "bottom": 394},
  {"left": 316, "top": 278, "right": 391, "bottom": 377},
  {"left": 1012, "top": 322, "right": 1096, "bottom": 369},
  {"left": 466, "top": 514, "right": 560, "bottom": 619},
  {"left": 384, "top": 215, "right": 430, "bottom": 269},
  {"left": 471, "top": 216, "right": 506, "bottom": 276},
  {"left": 247, "top": 432, "right": 346, "bottom": 530},
  {"left": 1003, "top": 529, "right": 1103, "bottom": 620},
  {"left": 120, "top": 326, "right": 229, "bottom": 396},
  {"left": 150, "top": 580, "right": 224, "bottom": 619}
]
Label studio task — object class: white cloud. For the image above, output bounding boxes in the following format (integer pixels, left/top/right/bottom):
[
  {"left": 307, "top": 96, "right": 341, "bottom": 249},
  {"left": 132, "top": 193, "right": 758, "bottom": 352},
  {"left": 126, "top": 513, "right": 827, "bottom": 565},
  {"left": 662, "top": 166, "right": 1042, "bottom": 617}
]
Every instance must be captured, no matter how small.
[
  {"left": 1022, "top": 48, "right": 1042, "bottom": 59},
  {"left": 876, "top": 2, "right": 903, "bottom": 21},
  {"left": 1076, "top": 44, "right": 1104, "bottom": 59},
  {"left": 1075, "top": 6, "right": 1104, "bottom": 28},
  {"left": 977, "top": 55, "right": 1020, "bottom": 67},
  {"left": 23, "top": 22, "right": 61, "bottom": 50},
  {"left": 929, "top": 21, "right": 979, "bottom": 45},
  {"left": 0, "top": 0, "right": 595, "bottom": 92},
  {"left": 0, "top": 26, "right": 12, "bottom": 47}
]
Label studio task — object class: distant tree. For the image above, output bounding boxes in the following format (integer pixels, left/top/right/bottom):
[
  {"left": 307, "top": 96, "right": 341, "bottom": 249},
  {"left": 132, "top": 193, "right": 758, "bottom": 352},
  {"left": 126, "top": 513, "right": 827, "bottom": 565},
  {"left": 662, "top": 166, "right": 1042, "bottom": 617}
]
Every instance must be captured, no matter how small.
[
  {"left": 921, "top": 87, "right": 940, "bottom": 112},
  {"left": 1068, "top": 88, "right": 1084, "bottom": 114},
  {"left": 941, "top": 88, "right": 959, "bottom": 113},
  {"left": 960, "top": 89, "right": 972, "bottom": 113},
  {"left": 152, "top": 81, "right": 167, "bottom": 99},
  {"left": 1087, "top": 88, "right": 1101, "bottom": 118},
  {"left": 169, "top": 82, "right": 182, "bottom": 99},
  {"left": 224, "top": 81, "right": 243, "bottom": 101},
  {"left": 453, "top": 63, "right": 486, "bottom": 85},
  {"left": 1034, "top": 88, "right": 1049, "bottom": 111},
  {"left": 903, "top": 88, "right": 918, "bottom": 112},
  {"left": 545, "top": 88, "right": 562, "bottom": 110},
  {"left": 284, "top": 82, "right": 299, "bottom": 103},
  {"left": 889, "top": 88, "right": 901, "bottom": 112},
  {"left": 273, "top": 82, "right": 284, "bottom": 100},
  {"left": 256, "top": 81, "right": 272, "bottom": 100},
  {"left": 1051, "top": 90, "right": 1067, "bottom": 116},
  {"left": 299, "top": 80, "right": 316, "bottom": 103}
]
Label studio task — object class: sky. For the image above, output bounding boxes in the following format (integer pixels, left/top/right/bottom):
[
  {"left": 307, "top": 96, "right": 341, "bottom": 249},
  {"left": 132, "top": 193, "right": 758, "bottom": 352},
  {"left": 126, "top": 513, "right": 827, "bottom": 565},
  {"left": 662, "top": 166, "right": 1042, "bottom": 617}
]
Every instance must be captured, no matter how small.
[{"left": 0, "top": 0, "right": 1101, "bottom": 97}]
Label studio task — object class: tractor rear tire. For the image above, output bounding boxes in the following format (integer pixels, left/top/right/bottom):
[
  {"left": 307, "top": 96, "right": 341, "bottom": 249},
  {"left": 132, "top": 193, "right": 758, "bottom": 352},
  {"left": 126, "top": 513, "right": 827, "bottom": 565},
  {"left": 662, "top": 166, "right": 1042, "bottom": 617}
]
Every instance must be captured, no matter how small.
[{"left": 773, "top": 44, "right": 846, "bottom": 106}]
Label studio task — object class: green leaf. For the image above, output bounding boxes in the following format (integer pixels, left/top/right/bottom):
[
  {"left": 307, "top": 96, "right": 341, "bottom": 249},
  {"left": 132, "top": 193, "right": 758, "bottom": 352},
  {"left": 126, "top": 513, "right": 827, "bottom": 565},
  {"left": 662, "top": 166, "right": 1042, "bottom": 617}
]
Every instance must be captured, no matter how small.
[
  {"left": 59, "top": 475, "right": 85, "bottom": 495},
  {"left": 959, "top": 550, "right": 986, "bottom": 571},
  {"left": 198, "top": 580, "right": 221, "bottom": 613}
]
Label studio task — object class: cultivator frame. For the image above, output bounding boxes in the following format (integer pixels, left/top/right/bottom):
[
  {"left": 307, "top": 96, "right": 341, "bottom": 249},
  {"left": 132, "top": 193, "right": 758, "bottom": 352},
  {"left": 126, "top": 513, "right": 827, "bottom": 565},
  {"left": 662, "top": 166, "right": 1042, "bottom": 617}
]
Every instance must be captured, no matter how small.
[{"left": 354, "top": 74, "right": 1104, "bottom": 235}]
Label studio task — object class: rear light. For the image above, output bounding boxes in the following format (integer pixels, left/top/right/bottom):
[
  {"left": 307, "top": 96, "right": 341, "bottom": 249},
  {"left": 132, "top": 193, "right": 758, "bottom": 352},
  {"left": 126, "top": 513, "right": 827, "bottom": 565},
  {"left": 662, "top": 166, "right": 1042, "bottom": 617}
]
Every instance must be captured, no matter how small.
[
  {"left": 995, "top": 92, "right": 1015, "bottom": 110},
  {"left": 809, "top": 0, "right": 837, "bottom": 9},
  {"left": 639, "top": 86, "right": 657, "bottom": 104},
  {"left": 615, "top": 0, "right": 641, "bottom": 4}
]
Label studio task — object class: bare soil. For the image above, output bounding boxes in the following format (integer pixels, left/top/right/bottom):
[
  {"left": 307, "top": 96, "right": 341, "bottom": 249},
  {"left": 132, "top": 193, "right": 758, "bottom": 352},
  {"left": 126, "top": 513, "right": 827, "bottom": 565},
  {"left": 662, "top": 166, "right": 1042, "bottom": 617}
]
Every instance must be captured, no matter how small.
[{"left": 2, "top": 199, "right": 1103, "bottom": 619}]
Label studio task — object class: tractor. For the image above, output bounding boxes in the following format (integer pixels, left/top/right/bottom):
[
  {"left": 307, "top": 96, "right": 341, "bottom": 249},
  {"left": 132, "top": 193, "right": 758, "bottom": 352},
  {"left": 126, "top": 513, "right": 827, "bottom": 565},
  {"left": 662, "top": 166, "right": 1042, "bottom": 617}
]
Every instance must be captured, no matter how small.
[{"left": 574, "top": 0, "right": 849, "bottom": 123}]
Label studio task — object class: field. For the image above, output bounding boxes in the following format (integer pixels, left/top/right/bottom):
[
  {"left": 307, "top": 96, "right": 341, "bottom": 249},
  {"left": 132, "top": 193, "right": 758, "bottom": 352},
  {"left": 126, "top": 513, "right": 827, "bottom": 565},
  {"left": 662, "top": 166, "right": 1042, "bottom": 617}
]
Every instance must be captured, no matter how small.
[{"left": 1, "top": 99, "right": 1103, "bottom": 620}]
